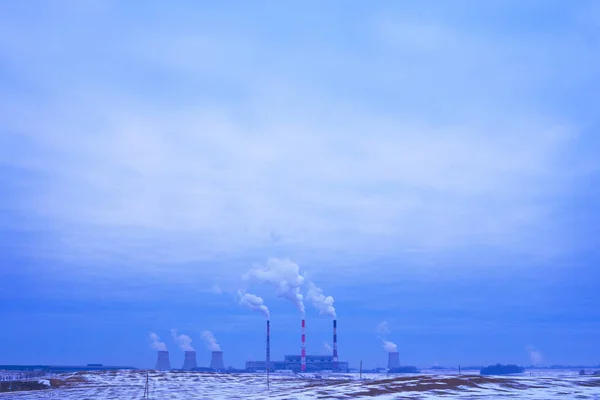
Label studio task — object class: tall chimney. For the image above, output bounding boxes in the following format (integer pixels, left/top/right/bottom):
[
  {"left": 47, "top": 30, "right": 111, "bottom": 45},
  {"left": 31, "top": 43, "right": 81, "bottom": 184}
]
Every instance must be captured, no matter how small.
[
  {"left": 388, "top": 352, "right": 400, "bottom": 370},
  {"left": 210, "top": 351, "right": 225, "bottom": 370},
  {"left": 182, "top": 351, "right": 198, "bottom": 370},
  {"left": 155, "top": 350, "right": 171, "bottom": 371},
  {"left": 333, "top": 319, "right": 338, "bottom": 371},
  {"left": 301, "top": 319, "right": 306, "bottom": 372},
  {"left": 266, "top": 320, "right": 271, "bottom": 373}
]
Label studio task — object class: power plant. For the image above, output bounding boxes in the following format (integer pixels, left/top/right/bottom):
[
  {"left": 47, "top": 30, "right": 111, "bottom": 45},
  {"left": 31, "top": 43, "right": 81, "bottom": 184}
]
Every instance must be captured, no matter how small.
[
  {"left": 155, "top": 351, "right": 171, "bottom": 371},
  {"left": 151, "top": 319, "right": 408, "bottom": 374},
  {"left": 246, "top": 355, "right": 349, "bottom": 372},
  {"left": 210, "top": 351, "right": 225, "bottom": 370},
  {"left": 182, "top": 351, "right": 198, "bottom": 370},
  {"left": 246, "top": 318, "right": 350, "bottom": 372}
]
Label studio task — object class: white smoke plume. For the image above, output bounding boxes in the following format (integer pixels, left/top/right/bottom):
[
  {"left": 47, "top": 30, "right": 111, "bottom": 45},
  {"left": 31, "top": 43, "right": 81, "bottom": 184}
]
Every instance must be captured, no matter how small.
[
  {"left": 377, "top": 320, "right": 391, "bottom": 335},
  {"left": 149, "top": 332, "right": 167, "bottom": 351},
  {"left": 382, "top": 340, "right": 398, "bottom": 353},
  {"left": 202, "top": 330, "right": 221, "bottom": 351},
  {"left": 527, "top": 345, "right": 542, "bottom": 365},
  {"left": 238, "top": 291, "right": 270, "bottom": 319},
  {"left": 306, "top": 281, "right": 336, "bottom": 318},
  {"left": 171, "top": 329, "right": 195, "bottom": 351},
  {"left": 323, "top": 342, "right": 333, "bottom": 354},
  {"left": 244, "top": 258, "right": 305, "bottom": 316},
  {"left": 377, "top": 320, "right": 397, "bottom": 352}
]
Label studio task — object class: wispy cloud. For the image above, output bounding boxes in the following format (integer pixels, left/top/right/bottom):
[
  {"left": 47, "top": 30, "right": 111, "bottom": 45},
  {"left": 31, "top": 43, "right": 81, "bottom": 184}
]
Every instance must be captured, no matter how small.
[
  {"left": 210, "top": 285, "right": 223, "bottom": 295},
  {"left": 1, "top": 1, "right": 598, "bottom": 281},
  {"left": 1, "top": 1, "right": 599, "bottom": 367}
]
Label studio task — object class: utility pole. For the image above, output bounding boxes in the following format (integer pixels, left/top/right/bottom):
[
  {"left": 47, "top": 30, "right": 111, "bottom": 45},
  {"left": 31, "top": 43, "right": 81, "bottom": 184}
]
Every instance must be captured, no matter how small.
[
  {"left": 143, "top": 371, "right": 149, "bottom": 399},
  {"left": 458, "top": 365, "right": 461, "bottom": 375},
  {"left": 359, "top": 360, "right": 363, "bottom": 380}
]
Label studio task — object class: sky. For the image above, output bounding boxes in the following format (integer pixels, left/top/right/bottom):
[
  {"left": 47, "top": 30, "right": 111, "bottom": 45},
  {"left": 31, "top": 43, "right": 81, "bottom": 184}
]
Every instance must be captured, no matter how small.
[{"left": 1, "top": 0, "right": 599, "bottom": 370}]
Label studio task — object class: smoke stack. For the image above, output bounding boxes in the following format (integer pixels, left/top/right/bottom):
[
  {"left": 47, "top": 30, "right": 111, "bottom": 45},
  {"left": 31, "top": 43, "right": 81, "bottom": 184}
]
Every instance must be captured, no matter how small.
[
  {"left": 266, "top": 320, "right": 271, "bottom": 373},
  {"left": 333, "top": 319, "right": 338, "bottom": 371},
  {"left": 210, "top": 351, "right": 225, "bottom": 370},
  {"left": 301, "top": 319, "right": 306, "bottom": 372},
  {"left": 182, "top": 350, "right": 198, "bottom": 370},
  {"left": 155, "top": 350, "right": 171, "bottom": 370},
  {"left": 388, "top": 352, "right": 400, "bottom": 369}
]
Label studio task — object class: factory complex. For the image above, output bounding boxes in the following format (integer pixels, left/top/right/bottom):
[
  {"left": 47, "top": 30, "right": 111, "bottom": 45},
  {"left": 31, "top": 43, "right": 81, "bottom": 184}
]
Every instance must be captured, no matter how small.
[
  {"left": 3, "top": 319, "right": 399, "bottom": 374},
  {"left": 154, "top": 318, "right": 352, "bottom": 372},
  {"left": 245, "top": 355, "right": 349, "bottom": 373}
]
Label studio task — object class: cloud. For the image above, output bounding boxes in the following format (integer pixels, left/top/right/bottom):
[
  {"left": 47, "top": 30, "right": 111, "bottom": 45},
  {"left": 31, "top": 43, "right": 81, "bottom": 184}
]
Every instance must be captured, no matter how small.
[
  {"left": 171, "top": 329, "right": 194, "bottom": 352},
  {"left": 202, "top": 330, "right": 221, "bottom": 352},
  {"left": 377, "top": 321, "right": 391, "bottom": 335},
  {"left": 149, "top": 332, "right": 167, "bottom": 351},
  {"left": 376, "top": 17, "right": 458, "bottom": 51},
  {"left": 244, "top": 258, "right": 305, "bottom": 315},
  {"left": 269, "top": 231, "right": 282, "bottom": 244},
  {"left": 1, "top": 0, "right": 598, "bottom": 282},
  {"left": 323, "top": 342, "right": 332, "bottom": 354}
]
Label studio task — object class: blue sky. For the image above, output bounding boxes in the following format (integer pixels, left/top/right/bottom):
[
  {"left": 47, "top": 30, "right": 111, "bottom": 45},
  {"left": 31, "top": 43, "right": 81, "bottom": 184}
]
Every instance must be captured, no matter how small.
[{"left": 1, "top": 0, "right": 599, "bottom": 369}]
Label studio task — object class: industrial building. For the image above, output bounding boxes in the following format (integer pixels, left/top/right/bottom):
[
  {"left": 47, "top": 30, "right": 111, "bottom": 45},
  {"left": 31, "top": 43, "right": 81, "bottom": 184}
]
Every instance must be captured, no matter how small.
[
  {"left": 246, "top": 354, "right": 349, "bottom": 372},
  {"left": 246, "top": 319, "right": 349, "bottom": 372}
]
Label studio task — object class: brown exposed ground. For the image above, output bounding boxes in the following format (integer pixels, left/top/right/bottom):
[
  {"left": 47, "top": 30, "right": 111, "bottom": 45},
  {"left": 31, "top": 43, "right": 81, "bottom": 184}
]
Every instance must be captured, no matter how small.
[
  {"left": 3, "top": 372, "right": 598, "bottom": 397},
  {"left": 0, "top": 380, "right": 50, "bottom": 393},
  {"left": 296, "top": 374, "right": 600, "bottom": 398}
]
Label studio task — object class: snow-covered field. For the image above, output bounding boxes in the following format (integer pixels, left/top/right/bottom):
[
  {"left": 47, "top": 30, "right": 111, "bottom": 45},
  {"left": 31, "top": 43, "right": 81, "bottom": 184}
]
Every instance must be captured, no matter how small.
[{"left": 0, "top": 369, "right": 598, "bottom": 399}]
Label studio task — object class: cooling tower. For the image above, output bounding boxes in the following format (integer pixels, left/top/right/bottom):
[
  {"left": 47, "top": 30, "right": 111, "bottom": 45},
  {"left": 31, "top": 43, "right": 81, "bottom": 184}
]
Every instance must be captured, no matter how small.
[
  {"left": 210, "top": 351, "right": 225, "bottom": 370},
  {"left": 333, "top": 319, "right": 338, "bottom": 371},
  {"left": 155, "top": 350, "right": 171, "bottom": 371},
  {"left": 388, "top": 352, "right": 400, "bottom": 369},
  {"left": 182, "top": 351, "right": 198, "bottom": 370},
  {"left": 301, "top": 319, "right": 306, "bottom": 372}
]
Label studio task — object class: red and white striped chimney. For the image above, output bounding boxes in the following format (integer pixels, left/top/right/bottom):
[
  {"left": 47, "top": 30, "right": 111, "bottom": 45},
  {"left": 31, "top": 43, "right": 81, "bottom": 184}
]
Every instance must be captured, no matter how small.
[
  {"left": 266, "top": 320, "right": 271, "bottom": 373},
  {"left": 333, "top": 319, "right": 338, "bottom": 371},
  {"left": 301, "top": 319, "right": 306, "bottom": 372}
]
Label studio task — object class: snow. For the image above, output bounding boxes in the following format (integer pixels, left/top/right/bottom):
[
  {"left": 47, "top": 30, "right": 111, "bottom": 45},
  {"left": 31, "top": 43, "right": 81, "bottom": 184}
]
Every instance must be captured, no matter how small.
[{"left": 0, "top": 369, "right": 598, "bottom": 399}]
